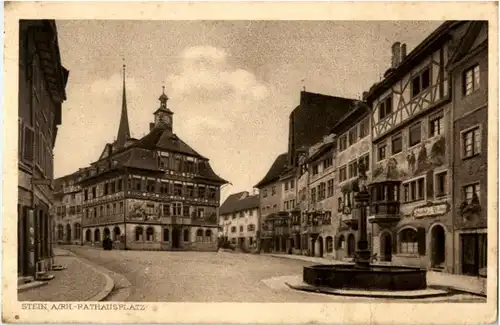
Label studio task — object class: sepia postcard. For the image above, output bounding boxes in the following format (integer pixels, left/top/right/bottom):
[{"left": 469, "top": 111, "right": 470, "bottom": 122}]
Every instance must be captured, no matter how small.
[{"left": 2, "top": 1, "right": 499, "bottom": 324}]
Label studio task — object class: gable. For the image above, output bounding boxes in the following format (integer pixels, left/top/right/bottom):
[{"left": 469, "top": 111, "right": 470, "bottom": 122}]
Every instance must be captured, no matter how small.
[
  {"left": 98, "top": 144, "right": 111, "bottom": 160},
  {"left": 470, "top": 22, "right": 488, "bottom": 50},
  {"left": 448, "top": 21, "right": 487, "bottom": 68}
]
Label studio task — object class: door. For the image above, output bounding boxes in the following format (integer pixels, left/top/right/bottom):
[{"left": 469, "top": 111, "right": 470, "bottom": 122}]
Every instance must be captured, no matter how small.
[
  {"left": 461, "top": 233, "right": 487, "bottom": 276},
  {"left": 380, "top": 232, "right": 392, "bottom": 262},
  {"left": 172, "top": 228, "right": 181, "bottom": 249},
  {"left": 347, "top": 234, "right": 355, "bottom": 257},
  {"left": 431, "top": 225, "right": 446, "bottom": 268},
  {"left": 318, "top": 236, "right": 324, "bottom": 257}
]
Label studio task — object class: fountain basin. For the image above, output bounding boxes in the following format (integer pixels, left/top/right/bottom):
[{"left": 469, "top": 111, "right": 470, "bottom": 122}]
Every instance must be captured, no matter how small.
[{"left": 303, "top": 264, "right": 427, "bottom": 291}]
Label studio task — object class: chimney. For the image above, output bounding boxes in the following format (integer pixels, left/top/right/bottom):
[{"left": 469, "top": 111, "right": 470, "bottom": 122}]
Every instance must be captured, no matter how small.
[
  {"left": 391, "top": 42, "right": 401, "bottom": 68},
  {"left": 401, "top": 43, "right": 407, "bottom": 61},
  {"left": 149, "top": 122, "right": 155, "bottom": 131}
]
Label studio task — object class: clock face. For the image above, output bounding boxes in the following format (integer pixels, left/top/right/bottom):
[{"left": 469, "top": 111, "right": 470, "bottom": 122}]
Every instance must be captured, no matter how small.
[{"left": 158, "top": 113, "right": 171, "bottom": 126}]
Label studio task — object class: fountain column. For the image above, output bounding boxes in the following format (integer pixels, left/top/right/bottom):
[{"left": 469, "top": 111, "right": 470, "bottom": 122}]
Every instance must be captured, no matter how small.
[{"left": 354, "top": 164, "right": 371, "bottom": 269}]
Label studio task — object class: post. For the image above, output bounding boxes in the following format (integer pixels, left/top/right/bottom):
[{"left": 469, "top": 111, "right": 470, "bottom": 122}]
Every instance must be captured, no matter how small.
[{"left": 354, "top": 163, "right": 371, "bottom": 269}]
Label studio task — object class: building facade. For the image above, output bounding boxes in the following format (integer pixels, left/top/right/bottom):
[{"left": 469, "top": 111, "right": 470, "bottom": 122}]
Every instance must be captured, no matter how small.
[
  {"left": 449, "top": 21, "right": 488, "bottom": 277},
  {"left": 304, "top": 134, "right": 336, "bottom": 258},
  {"left": 79, "top": 68, "right": 227, "bottom": 251},
  {"left": 53, "top": 170, "right": 86, "bottom": 245},
  {"left": 218, "top": 191, "right": 260, "bottom": 249},
  {"left": 255, "top": 153, "right": 288, "bottom": 253},
  {"left": 18, "top": 20, "right": 69, "bottom": 279},
  {"left": 365, "top": 21, "right": 473, "bottom": 272}
]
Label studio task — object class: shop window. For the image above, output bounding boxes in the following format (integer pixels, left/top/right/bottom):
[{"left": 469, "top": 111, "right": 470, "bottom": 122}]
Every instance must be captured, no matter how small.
[
  {"left": 196, "top": 229, "right": 203, "bottom": 242},
  {"left": 146, "top": 227, "right": 155, "bottom": 241},
  {"left": 399, "top": 228, "right": 418, "bottom": 254},
  {"left": 205, "top": 229, "right": 212, "bottom": 242},
  {"left": 135, "top": 227, "right": 144, "bottom": 241}
]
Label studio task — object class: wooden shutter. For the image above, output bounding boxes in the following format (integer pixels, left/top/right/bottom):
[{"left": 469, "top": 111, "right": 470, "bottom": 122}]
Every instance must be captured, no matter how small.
[
  {"left": 426, "top": 170, "right": 434, "bottom": 199},
  {"left": 417, "top": 227, "right": 426, "bottom": 256},
  {"left": 23, "top": 126, "right": 34, "bottom": 164}
]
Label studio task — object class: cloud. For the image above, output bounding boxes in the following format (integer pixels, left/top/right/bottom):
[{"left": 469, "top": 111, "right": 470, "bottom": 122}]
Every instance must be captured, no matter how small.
[{"left": 168, "top": 46, "right": 269, "bottom": 104}]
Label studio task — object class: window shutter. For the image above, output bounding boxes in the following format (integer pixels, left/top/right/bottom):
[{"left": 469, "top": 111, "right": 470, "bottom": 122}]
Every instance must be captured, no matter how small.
[
  {"left": 426, "top": 170, "right": 434, "bottom": 199},
  {"left": 23, "top": 126, "right": 34, "bottom": 164},
  {"left": 392, "top": 231, "right": 398, "bottom": 254},
  {"left": 417, "top": 227, "right": 426, "bottom": 256}
]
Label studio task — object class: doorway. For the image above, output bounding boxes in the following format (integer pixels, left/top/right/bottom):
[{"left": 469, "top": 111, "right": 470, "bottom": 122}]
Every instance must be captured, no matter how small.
[
  {"left": 461, "top": 233, "right": 487, "bottom": 277},
  {"left": 317, "top": 236, "right": 324, "bottom": 257},
  {"left": 66, "top": 224, "right": 72, "bottom": 243},
  {"left": 380, "top": 232, "right": 392, "bottom": 262},
  {"left": 431, "top": 225, "right": 446, "bottom": 268},
  {"left": 172, "top": 227, "right": 181, "bottom": 249},
  {"left": 347, "top": 234, "right": 355, "bottom": 257}
]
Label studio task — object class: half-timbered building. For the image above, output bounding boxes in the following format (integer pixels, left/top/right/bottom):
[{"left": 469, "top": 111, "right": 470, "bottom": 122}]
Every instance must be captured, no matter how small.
[
  {"left": 365, "top": 21, "right": 472, "bottom": 271},
  {"left": 78, "top": 67, "right": 227, "bottom": 251}
]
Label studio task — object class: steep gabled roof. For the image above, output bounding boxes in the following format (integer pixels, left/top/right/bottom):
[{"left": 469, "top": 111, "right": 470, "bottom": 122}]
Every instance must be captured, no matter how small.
[
  {"left": 447, "top": 21, "right": 487, "bottom": 69},
  {"left": 219, "top": 192, "right": 260, "bottom": 215},
  {"left": 136, "top": 127, "right": 205, "bottom": 159},
  {"left": 255, "top": 153, "right": 289, "bottom": 188},
  {"left": 195, "top": 160, "right": 228, "bottom": 184}
]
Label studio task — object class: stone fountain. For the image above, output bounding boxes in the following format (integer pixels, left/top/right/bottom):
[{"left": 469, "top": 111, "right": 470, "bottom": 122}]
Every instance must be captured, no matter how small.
[{"left": 301, "top": 163, "right": 427, "bottom": 292}]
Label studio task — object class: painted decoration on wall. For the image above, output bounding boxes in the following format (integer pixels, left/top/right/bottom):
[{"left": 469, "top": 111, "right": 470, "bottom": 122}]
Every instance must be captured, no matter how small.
[
  {"left": 429, "top": 136, "right": 446, "bottom": 166},
  {"left": 372, "top": 157, "right": 406, "bottom": 182},
  {"left": 407, "top": 136, "right": 446, "bottom": 176},
  {"left": 459, "top": 193, "right": 482, "bottom": 221}
]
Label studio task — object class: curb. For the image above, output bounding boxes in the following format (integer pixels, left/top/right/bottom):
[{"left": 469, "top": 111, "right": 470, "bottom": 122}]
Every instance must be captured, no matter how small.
[
  {"left": 56, "top": 248, "right": 115, "bottom": 302},
  {"left": 17, "top": 281, "right": 48, "bottom": 293}
]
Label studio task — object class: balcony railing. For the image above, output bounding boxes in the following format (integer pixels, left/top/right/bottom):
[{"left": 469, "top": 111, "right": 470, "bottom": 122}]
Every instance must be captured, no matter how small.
[
  {"left": 368, "top": 200, "right": 401, "bottom": 224},
  {"left": 341, "top": 213, "right": 358, "bottom": 230}
]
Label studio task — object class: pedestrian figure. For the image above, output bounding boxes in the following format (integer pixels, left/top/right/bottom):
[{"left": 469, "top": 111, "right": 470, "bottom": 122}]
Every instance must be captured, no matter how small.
[{"left": 103, "top": 235, "right": 113, "bottom": 250}]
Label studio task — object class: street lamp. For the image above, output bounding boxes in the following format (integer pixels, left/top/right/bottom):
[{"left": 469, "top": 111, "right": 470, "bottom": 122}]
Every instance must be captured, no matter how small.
[{"left": 354, "top": 162, "right": 371, "bottom": 269}]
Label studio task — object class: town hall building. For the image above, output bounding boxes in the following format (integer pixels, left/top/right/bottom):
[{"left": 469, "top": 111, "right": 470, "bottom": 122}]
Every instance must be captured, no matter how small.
[{"left": 78, "top": 65, "right": 228, "bottom": 251}]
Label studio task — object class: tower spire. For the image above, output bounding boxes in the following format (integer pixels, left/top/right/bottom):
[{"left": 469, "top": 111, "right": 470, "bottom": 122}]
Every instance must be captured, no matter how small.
[{"left": 116, "top": 62, "right": 131, "bottom": 147}]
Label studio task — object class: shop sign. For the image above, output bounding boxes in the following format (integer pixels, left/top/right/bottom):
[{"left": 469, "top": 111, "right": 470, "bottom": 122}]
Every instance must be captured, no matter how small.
[{"left": 412, "top": 202, "right": 450, "bottom": 218}]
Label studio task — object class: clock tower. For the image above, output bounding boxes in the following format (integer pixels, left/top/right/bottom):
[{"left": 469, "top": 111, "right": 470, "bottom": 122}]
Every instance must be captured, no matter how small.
[{"left": 153, "top": 86, "right": 174, "bottom": 131}]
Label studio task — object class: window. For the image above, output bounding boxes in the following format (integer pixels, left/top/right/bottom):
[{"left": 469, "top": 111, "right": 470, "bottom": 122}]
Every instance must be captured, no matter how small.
[
  {"left": 163, "top": 228, "right": 170, "bottom": 242},
  {"left": 463, "top": 183, "right": 480, "bottom": 203},
  {"left": 119, "top": 202, "right": 124, "bottom": 212},
  {"left": 146, "top": 180, "right": 156, "bottom": 193},
  {"left": 174, "top": 157, "right": 182, "bottom": 172},
  {"left": 198, "top": 186, "right": 206, "bottom": 198},
  {"left": 399, "top": 228, "right": 418, "bottom": 254},
  {"left": 231, "top": 226, "right": 237, "bottom": 233},
  {"left": 392, "top": 133, "right": 403, "bottom": 154},
  {"left": 323, "top": 157, "right": 333, "bottom": 169},
  {"left": 339, "top": 135, "right": 347, "bottom": 151},
  {"left": 247, "top": 224, "right": 255, "bottom": 232},
  {"left": 348, "top": 160, "right": 358, "bottom": 179},
  {"left": 186, "top": 160, "right": 195, "bottom": 173},
  {"left": 409, "top": 122, "right": 422, "bottom": 147},
  {"left": 162, "top": 204, "right": 170, "bottom": 216},
  {"left": 285, "top": 182, "right": 289, "bottom": 191},
  {"left": 84, "top": 189, "right": 88, "bottom": 201},
  {"left": 205, "top": 229, "right": 212, "bottom": 242},
  {"left": 411, "top": 67, "right": 431, "bottom": 97},
  {"left": 239, "top": 225, "right": 244, "bottom": 232},
  {"left": 290, "top": 180, "right": 295, "bottom": 189},
  {"left": 172, "top": 202, "right": 182, "bottom": 216},
  {"left": 462, "top": 127, "right": 481, "bottom": 158},
  {"left": 402, "top": 178, "right": 425, "bottom": 203},
  {"left": 22, "top": 126, "right": 35, "bottom": 165},
  {"left": 196, "top": 229, "right": 203, "bottom": 241},
  {"left": 359, "top": 154, "right": 370, "bottom": 172},
  {"left": 183, "top": 229, "right": 189, "bottom": 242},
  {"left": 311, "top": 188, "right": 316, "bottom": 203},
  {"left": 378, "top": 143, "right": 387, "bottom": 161},
  {"left": 326, "top": 237, "right": 333, "bottom": 253},
  {"left": 312, "top": 164, "right": 319, "bottom": 175},
  {"left": 110, "top": 182, "right": 116, "bottom": 194},
  {"left": 135, "top": 227, "right": 144, "bottom": 241},
  {"left": 318, "top": 183, "right": 326, "bottom": 201},
  {"left": 186, "top": 185, "right": 194, "bottom": 197},
  {"left": 359, "top": 118, "right": 369, "bottom": 139},
  {"left": 271, "top": 186, "right": 276, "bottom": 195},
  {"left": 436, "top": 172, "right": 448, "bottom": 197},
  {"left": 378, "top": 96, "right": 392, "bottom": 120},
  {"left": 327, "top": 179, "right": 334, "bottom": 197},
  {"left": 263, "top": 189, "right": 268, "bottom": 198},
  {"left": 463, "top": 64, "right": 480, "bottom": 95},
  {"left": 160, "top": 182, "right": 169, "bottom": 194},
  {"left": 284, "top": 201, "right": 289, "bottom": 210},
  {"left": 174, "top": 184, "right": 183, "bottom": 196},
  {"left": 290, "top": 199, "right": 295, "bottom": 208},
  {"left": 146, "top": 227, "right": 154, "bottom": 241},
  {"left": 135, "top": 180, "right": 142, "bottom": 191},
  {"left": 429, "top": 113, "right": 443, "bottom": 137},
  {"left": 339, "top": 166, "right": 347, "bottom": 182},
  {"left": 183, "top": 205, "right": 190, "bottom": 217},
  {"left": 117, "top": 179, "right": 123, "bottom": 191},
  {"left": 342, "top": 192, "right": 352, "bottom": 208},
  {"left": 104, "top": 183, "right": 109, "bottom": 195},
  {"left": 348, "top": 127, "right": 358, "bottom": 146}
]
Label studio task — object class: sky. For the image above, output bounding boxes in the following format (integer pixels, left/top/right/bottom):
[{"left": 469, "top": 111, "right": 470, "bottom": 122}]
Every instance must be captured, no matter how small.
[{"left": 54, "top": 20, "right": 443, "bottom": 202}]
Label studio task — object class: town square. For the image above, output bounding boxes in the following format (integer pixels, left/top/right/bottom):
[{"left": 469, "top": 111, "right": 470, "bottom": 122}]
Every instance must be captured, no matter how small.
[{"left": 16, "top": 18, "right": 489, "bottom": 304}]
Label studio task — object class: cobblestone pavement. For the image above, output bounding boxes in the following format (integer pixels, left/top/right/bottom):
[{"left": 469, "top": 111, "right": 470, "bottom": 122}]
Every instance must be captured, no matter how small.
[
  {"left": 64, "top": 246, "right": 485, "bottom": 303},
  {"left": 18, "top": 255, "right": 107, "bottom": 301}
]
